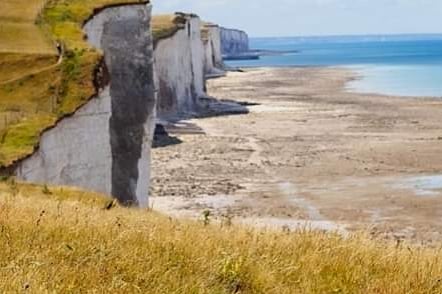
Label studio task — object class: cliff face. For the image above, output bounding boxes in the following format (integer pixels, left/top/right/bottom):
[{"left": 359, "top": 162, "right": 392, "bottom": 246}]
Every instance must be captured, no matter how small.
[
  {"left": 154, "top": 13, "right": 206, "bottom": 119},
  {"left": 202, "top": 24, "right": 224, "bottom": 75},
  {"left": 220, "top": 27, "right": 250, "bottom": 55},
  {"left": 15, "top": 3, "right": 156, "bottom": 207}
]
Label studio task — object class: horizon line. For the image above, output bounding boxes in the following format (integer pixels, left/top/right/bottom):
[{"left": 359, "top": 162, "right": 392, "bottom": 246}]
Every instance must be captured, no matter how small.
[{"left": 249, "top": 32, "right": 442, "bottom": 39}]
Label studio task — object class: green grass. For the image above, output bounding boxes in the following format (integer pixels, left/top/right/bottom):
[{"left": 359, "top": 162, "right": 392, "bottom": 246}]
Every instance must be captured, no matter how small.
[
  {"left": 1, "top": 183, "right": 442, "bottom": 293},
  {"left": 41, "top": 0, "right": 148, "bottom": 50},
  {"left": 0, "top": 1, "right": 194, "bottom": 168},
  {"left": 0, "top": 59, "right": 61, "bottom": 166},
  {"left": 0, "top": 0, "right": 147, "bottom": 168},
  {"left": 0, "top": 115, "right": 57, "bottom": 166}
]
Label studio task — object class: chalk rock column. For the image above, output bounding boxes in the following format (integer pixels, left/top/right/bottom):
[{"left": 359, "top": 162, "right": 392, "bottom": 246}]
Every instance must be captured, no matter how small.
[
  {"left": 16, "top": 3, "right": 156, "bottom": 207},
  {"left": 154, "top": 14, "right": 205, "bottom": 118},
  {"left": 85, "top": 3, "right": 156, "bottom": 207}
]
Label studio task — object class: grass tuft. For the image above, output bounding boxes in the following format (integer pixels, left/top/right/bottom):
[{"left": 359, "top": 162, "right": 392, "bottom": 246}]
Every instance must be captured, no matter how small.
[{"left": 1, "top": 185, "right": 442, "bottom": 292}]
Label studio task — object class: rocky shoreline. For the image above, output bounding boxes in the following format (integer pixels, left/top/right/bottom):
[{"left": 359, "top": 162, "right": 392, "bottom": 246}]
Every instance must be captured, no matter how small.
[{"left": 151, "top": 66, "right": 442, "bottom": 243}]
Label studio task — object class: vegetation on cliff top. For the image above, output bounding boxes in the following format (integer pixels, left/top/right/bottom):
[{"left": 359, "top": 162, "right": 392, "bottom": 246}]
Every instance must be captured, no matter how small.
[
  {"left": 152, "top": 14, "right": 188, "bottom": 43},
  {"left": 0, "top": 0, "right": 147, "bottom": 168},
  {"left": 0, "top": 1, "right": 202, "bottom": 167},
  {"left": 0, "top": 182, "right": 441, "bottom": 293},
  {"left": 2, "top": 2, "right": 442, "bottom": 293}
]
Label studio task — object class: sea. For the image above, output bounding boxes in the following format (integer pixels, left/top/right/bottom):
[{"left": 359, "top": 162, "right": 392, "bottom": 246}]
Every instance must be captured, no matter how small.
[{"left": 224, "top": 34, "right": 442, "bottom": 97}]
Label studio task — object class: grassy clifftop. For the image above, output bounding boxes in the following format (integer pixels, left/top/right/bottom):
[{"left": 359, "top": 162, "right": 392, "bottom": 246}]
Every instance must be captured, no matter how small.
[
  {"left": 0, "top": 182, "right": 441, "bottom": 292},
  {"left": 0, "top": 0, "right": 147, "bottom": 168},
  {"left": 0, "top": 1, "right": 199, "bottom": 168},
  {"left": 152, "top": 14, "right": 188, "bottom": 43}
]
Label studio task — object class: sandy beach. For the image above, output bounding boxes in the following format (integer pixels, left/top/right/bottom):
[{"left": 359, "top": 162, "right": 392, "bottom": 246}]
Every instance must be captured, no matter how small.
[{"left": 151, "top": 67, "right": 442, "bottom": 243}]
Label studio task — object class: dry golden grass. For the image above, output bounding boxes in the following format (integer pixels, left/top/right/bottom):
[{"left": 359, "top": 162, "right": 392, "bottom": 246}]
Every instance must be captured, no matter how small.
[
  {"left": 152, "top": 14, "right": 187, "bottom": 42},
  {"left": 0, "top": 0, "right": 46, "bottom": 22},
  {"left": 0, "top": 53, "right": 57, "bottom": 83},
  {"left": 2, "top": 2, "right": 442, "bottom": 293},
  {"left": 0, "top": 0, "right": 55, "bottom": 54},
  {"left": 0, "top": 23, "right": 55, "bottom": 54},
  {"left": 0, "top": 182, "right": 442, "bottom": 293}
]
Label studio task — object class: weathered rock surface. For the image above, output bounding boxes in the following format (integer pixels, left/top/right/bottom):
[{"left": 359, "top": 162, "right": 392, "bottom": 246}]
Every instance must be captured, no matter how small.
[
  {"left": 154, "top": 13, "right": 206, "bottom": 119},
  {"left": 16, "top": 3, "right": 156, "bottom": 207},
  {"left": 220, "top": 27, "right": 249, "bottom": 56},
  {"left": 202, "top": 23, "right": 225, "bottom": 76}
]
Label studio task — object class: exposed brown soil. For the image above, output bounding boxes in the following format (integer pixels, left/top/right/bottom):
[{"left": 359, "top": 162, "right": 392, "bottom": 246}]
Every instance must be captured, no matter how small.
[{"left": 151, "top": 67, "right": 442, "bottom": 244}]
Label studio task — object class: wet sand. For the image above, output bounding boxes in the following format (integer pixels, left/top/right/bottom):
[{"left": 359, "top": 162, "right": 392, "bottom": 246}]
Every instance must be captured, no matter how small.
[{"left": 151, "top": 67, "right": 442, "bottom": 243}]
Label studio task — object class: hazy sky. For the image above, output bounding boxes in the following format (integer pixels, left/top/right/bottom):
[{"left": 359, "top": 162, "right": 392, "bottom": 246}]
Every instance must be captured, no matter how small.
[{"left": 153, "top": 0, "right": 442, "bottom": 37}]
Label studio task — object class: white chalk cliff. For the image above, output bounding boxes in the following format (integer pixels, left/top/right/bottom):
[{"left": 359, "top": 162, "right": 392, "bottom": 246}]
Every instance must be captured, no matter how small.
[
  {"left": 15, "top": 3, "right": 156, "bottom": 207},
  {"left": 154, "top": 13, "right": 207, "bottom": 119},
  {"left": 220, "top": 27, "right": 250, "bottom": 55},
  {"left": 11, "top": 3, "right": 250, "bottom": 208},
  {"left": 202, "top": 23, "right": 225, "bottom": 76}
]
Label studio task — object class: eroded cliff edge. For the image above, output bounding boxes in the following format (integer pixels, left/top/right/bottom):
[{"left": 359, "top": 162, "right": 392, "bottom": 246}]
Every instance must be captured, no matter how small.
[
  {"left": 153, "top": 13, "right": 226, "bottom": 120},
  {"left": 220, "top": 27, "right": 250, "bottom": 56},
  {"left": 154, "top": 13, "right": 206, "bottom": 119},
  {"left": 202, "top": 23, "right": 225, "bottom": 76},
  {"left": 16, "top": 3, "right": 156, "bottom": 207},
  {"left": 11, "top": 3, "right": 249, "bottom": 207}
]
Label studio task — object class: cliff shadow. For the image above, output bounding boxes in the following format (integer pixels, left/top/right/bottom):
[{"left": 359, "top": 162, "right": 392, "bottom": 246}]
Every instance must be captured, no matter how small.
[
  {"left": 153, "top": 97, "right": 259, "bottom": 148},
  {"left": 152, "top": 124, "right": 183, "bottom": 148},
  {"left": 196, "top": 96, "right": 258, "bottom": 119}
]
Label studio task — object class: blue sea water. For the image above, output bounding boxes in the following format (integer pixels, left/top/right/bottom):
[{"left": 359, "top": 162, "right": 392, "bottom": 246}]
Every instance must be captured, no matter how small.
[{"left": 225, "top": 35, "right": 442, "bottom": 97}]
